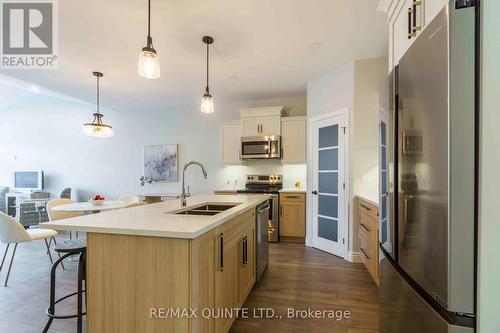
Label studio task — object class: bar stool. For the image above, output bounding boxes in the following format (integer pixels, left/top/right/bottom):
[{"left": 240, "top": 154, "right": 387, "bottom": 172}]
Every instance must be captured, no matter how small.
[{"left": 43, "top": 239, "right": 87, "bottom": 333}]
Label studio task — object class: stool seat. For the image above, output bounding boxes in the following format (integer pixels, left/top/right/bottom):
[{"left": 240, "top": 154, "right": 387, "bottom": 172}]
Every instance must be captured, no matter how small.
[{"left": 54, "top": 239, "right": 87, "bottom": 253}]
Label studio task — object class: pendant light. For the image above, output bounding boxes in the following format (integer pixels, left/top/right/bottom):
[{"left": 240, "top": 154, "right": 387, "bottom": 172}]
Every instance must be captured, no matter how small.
[
  {"left": 200, "top": 36, "right": 214, "bottom": 114},
  {"left": 138, "top": 0, "right": 160, "bottom": 79},
  {"left": 82, "top": 72, "right": 114, "bottom": 138}
]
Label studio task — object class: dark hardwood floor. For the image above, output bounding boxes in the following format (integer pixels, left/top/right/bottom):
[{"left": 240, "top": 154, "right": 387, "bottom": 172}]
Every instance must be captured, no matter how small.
[
  {"left": 0, "top": 235, "right": 379, "bottom": 333},
  {"left": 0, "top": 232, "right": 86, "bottom": 333},
  {"left": 230, "top": 243, "right": 379, "bottom": 333}
]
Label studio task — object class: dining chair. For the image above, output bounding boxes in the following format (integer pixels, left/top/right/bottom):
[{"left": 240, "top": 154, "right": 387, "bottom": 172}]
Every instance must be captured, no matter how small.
[
  {"left": 0, "top": 211, "right": 62, "bottom": 286},
  {"left": 59, "top": 188, "right": 71, "bottom": 200},
  {"left": 118, "top": 195, "right": 141, "bottom": 204},
  {"left": 46, "top": 199, "right": 83, "bottom": 240}
]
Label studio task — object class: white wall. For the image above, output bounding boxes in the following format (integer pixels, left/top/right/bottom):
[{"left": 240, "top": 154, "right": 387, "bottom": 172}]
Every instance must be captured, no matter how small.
[
  {"left": 306, "top": 58, "right": 386, "bottom": 254},
  {"left": 478, "top": 1, "right": 500, "bottom": 332},
  {"left": 352, "top": 58, "right": 387, "bottom": 203},
  {"left": 306, "top": 62, "right": 354, "bottom": 119},
  {"left": 306, "top": 62, "right": 354, "bottom": 248},
  {"left": 0, "top": 81, "right": 306, "bottom": 201}
]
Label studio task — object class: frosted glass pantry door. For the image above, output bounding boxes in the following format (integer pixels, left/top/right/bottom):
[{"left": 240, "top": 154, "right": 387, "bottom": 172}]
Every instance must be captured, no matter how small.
[{"left": 312, "top": 113, "right": 347, "bottom": 258}]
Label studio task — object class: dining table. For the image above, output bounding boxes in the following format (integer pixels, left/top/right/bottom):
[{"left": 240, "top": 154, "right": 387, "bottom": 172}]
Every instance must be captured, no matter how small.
[{"left": 52, "top": 200, "right": 127, "bottom": 214}]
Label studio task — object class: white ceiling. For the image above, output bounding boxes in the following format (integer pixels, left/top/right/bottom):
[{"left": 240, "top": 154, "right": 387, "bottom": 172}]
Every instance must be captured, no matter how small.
[{"left": 2, "top": 0, "right": 388, "bottom": 111}]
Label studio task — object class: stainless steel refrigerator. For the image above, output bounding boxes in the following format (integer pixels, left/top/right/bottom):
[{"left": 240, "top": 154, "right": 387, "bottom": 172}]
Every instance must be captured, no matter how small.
[{"left": 379, "top": 1, "right": 479, "bottom": 332}]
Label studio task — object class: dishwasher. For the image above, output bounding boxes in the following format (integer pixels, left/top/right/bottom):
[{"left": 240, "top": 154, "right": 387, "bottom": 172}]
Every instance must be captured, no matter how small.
[{"left": 256, "top": 201, "right": 270, "bottom": 282}]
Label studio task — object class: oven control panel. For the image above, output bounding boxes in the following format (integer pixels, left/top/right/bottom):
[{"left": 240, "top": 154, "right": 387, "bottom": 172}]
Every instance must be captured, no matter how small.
[{"left": 246, "top": 174, "right": 282, "bottom": 185}]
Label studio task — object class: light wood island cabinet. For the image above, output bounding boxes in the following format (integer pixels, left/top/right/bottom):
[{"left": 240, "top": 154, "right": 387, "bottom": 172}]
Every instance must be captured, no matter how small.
[{"left": 87, "top": 208, "right": 256, "bottom": 333}]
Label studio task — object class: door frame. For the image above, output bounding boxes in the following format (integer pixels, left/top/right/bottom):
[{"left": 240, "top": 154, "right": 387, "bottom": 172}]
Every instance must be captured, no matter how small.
[
  {"left": 379, "top": 110, "right": 392, "bottom": 254},
  {"left": 306, "top": 108, "right": 350, "bottom": 259}
]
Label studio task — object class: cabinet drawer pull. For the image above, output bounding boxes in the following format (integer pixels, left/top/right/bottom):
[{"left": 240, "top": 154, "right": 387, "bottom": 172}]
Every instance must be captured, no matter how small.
[
  {"left": 360, "top": 223, "right": 371, "bottom": 232},
  {"left": 286, "top": 195, "right": 300, "bottom": 199},
  {"left": 218, "top": 233, "right": 224, "bottom": 272},
  {"left": 360, "top": 204, "right": 371, "bottom": 211},
  {"left": 360, "top": 248, "right": 370, "bottom": 260}
]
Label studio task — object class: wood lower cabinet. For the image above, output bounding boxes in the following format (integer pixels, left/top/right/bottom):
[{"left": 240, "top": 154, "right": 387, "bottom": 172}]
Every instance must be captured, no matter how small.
[
  {"left": 214, "top": 232, "right": 240, "bottom": 333},
  {"left": 355, "top": 196, "right": 380, "bottom": 286},
  {"left": 238, "top": 221, "right": 255, "bottom": 304},
  {"left": 87, "top": 208, "right": 256, "bottom": 333},
  {"left": 214, "top": 208, "right": 255, "bottom": 333},
  {"left": 279, "top": 192, "right": 306, "bottom": 242}
]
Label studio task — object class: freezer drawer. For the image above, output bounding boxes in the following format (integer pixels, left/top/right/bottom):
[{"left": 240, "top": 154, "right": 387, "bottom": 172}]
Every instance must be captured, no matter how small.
[{"left": 380, "top": 251, "right": 474, "bottom": 333}]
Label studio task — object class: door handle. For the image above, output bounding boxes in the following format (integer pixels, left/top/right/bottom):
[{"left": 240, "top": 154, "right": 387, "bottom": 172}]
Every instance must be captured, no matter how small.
[
  {"left": 412, "top": 0, "right": 422, "bottom": 33},
  {"left": 312, "top": 190, "right": 318, "bottom": 195},
  {"left": 243, "top": 236, "right": 248, "bottom": 266},
  {"left": 218, "top": 233, "right": 224, "bottom": 272},
  {"left": 241, "top": 236, "right": 246, "bottom": 266},
  {"left": 407, "top": 8, "right": 416, "bottom": 39}
]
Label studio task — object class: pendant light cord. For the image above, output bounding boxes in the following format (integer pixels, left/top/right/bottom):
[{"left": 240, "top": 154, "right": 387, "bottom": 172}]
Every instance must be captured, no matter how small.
[
  {"left": 96, "top": 75, "right": 100, "bottom": 114},
  {"left": 148, "top": 0, "right": 151, "bottom": 38},
  {"left": 206, "top": 42, "right": 209, "bottom": 93}
]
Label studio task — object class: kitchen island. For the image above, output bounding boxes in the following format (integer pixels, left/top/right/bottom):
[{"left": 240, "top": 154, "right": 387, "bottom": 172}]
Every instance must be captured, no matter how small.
[{"left": 41, "top": 194, "right": 268, "bottom": 333}]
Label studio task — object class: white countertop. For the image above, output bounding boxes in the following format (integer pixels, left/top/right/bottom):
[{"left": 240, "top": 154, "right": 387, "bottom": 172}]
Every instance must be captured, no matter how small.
[
  {"left": 40, "top": 195, "right": 268, "bottom": 239},
  {"left": 213, "top": 188, "right": 239, "bottom": 192},
  {"left": 139, "top": 193, "right": 180, "bottom": 197},
  {"left": 279, "top": 189, "right": 307, "bottom": 193}
]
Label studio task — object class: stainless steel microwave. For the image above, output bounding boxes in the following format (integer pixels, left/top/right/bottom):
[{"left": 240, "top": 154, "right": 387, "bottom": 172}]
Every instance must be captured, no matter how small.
[{"left": 241, "top": 136, "right": 281, "bottom": 160}]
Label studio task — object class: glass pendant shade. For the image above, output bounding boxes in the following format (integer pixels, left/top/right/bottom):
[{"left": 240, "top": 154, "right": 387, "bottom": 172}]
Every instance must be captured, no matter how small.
[
  {"left": 200, "top": 36, "right": 215, "bottom": 114},
  {"left": 138, "top": 48, "right": 160, "bottom": 79},
  {"left": 82, "top": 113, "right": 114, "bottom": 138},
  {"left": 200, "top": 92, "right": 214, "bottom": 114},
  {"left": 83, "top": 71, "right": 113, "bottom": 138}
]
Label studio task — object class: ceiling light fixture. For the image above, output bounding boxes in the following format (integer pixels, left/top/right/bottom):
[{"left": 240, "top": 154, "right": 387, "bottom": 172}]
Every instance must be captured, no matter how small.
[
  {"left": 138, "top": 0, "right": 160, "bottom": 79},
  {"left": 310, "top": 42, "right": 322, "bottom": 50},
  {"left": 200, "top": 36, "right": 214, "bottom": 114},
  {"left": 82, "top": 72, "right": 114, "bottom": 138}
]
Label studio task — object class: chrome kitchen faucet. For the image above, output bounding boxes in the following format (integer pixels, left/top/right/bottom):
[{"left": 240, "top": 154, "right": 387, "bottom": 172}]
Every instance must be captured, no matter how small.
[{"left": 180, "top": 161, "right": 208, "bottom": 206}]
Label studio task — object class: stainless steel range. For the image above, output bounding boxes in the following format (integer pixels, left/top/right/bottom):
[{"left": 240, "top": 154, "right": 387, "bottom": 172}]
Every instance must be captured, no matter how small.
[{"left": 237, "top": 174, "right": 281, "bottom": 242}]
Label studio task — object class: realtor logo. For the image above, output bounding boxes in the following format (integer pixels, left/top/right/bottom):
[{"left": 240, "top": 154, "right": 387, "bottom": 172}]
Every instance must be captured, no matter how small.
[{"left": 1, "top": 0, "right": 58, "bottom": 69}]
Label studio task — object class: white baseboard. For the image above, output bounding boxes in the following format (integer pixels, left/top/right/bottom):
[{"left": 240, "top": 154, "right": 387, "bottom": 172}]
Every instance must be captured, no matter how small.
[{"left": 346, "top": 250, "right": 362, "bottom": 263}]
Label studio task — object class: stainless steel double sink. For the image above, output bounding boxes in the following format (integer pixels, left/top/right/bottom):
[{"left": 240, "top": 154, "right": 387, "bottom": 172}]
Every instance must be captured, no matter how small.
[{"left": 173, "top": 203, "right": 240, "bottom": 216}]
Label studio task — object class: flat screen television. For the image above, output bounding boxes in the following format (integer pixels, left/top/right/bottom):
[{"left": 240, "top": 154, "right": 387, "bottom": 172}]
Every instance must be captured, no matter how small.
[{"left": 13, "top": 170, "right": 44, "bottom": 191}]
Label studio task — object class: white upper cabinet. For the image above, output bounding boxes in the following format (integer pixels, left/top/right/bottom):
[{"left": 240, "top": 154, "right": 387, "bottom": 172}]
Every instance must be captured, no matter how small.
[
  {"left": 239, "top": 106, "right": 284, "bottom": 137},
  {"left": 390, "top": 0, "right": 415, "bottom": 69},
  {"left": 281, "top": 116, "right": 307, "bottom": 164},
  {"left": 260, "top": 116, "right": 281, "bottom": 136},
  {"left": 386, "top": 0, "right": 448, "bottom": 70},
  {"left": 220, "top": 121, "right": 241, "bottom": 164},
  {"left": 241, "top": 117, "right": 260, "bottom": 137}
]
